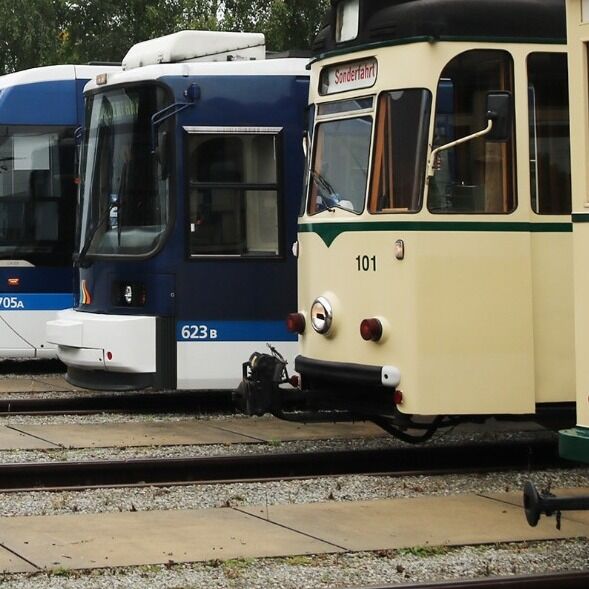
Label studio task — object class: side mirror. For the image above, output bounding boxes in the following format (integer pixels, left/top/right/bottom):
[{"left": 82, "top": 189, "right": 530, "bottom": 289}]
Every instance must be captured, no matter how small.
[{"left": 485, "top": 91, "right": 512, "bottom": 142}]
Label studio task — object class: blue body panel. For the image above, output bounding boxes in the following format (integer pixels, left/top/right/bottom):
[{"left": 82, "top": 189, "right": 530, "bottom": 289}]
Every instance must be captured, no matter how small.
[
  {"left": 80, "top": 73, "right": 308, "bottom": 346},
  {"left": 0, "top": 75, "right": 89, "bottom": 314},
  {"left": 0, "top": 80, "right": 79, "bottom": 126}
]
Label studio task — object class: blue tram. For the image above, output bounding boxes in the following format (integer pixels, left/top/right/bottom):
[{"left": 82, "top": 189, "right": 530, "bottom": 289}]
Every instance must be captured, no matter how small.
[
  {"left": 47, "top": 32, "right": 309, "bottom": 390},
  {"left": 0, "top": 65, "right": 117, "bottom": 359}
]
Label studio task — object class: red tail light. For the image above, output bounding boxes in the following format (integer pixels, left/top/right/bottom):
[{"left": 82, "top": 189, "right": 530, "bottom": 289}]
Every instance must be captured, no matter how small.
[
  {"left": 286, "top": 313, "right": 305, "bottom": 334},
  {"left": 360, "top": 318, "right": 383, "bottom": 341}
]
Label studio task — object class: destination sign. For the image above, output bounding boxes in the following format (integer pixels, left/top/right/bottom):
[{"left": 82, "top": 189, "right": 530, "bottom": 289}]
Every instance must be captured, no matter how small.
[{"left": 321, "top": 58, "right": 377, "bottom": 95}]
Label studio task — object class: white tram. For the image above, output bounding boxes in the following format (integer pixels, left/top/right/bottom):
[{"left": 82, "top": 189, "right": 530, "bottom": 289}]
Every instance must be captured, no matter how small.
[{"left": 236, "top": 0, "right": 576, "bottom": 441}]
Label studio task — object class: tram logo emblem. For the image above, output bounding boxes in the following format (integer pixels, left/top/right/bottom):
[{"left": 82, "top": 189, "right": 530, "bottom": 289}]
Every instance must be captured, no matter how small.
[{"left": 80, "top": 280, "right": 92, "bottom": 305}]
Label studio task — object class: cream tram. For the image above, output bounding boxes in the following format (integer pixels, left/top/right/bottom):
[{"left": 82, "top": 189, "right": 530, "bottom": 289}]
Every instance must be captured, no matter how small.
[{"left": 236, "top": 0, "right": 575, "bottom": 441}]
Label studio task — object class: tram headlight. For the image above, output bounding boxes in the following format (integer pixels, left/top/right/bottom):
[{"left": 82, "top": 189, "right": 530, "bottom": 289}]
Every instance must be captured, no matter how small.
[
  {"left": 113, "top": 281, "right": 147, "bottom": 307},
  {"left": 310, "top": 297, "right": 333, "bottom": 334},
  {"left": 124, "top": 285, "right": 133, "bottom": 305}
]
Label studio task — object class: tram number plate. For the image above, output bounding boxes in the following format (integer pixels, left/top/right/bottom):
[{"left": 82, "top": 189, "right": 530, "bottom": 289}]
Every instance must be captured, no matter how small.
[
  {"left": 0, "top": 296, "right": 25, "bottom": 309},
  {"left": 180, "top": 324, "right": 218, "bottom": 340},
  {"left": 355, "top": 255, "right": 377, "bottom": 272}
]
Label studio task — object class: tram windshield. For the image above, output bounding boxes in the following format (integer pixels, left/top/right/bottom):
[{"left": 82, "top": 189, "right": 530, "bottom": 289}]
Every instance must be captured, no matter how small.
[
  {"left": 308, "top": 115, "right": 372, "bottom": 214},
  {"left": 0, "top": 126, "right": 75, "bottom": 266},
  {"left": 79, "top": 84, "right": 171, "bottom": 258}
]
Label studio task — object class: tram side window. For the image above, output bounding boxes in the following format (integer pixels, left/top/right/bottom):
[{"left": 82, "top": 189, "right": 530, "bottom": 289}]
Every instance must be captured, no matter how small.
[
  {"left": 187, "top": 133, "right": 281, "bottom": 257},
  {"left": 369, "top": 89, "right": 431, "bottom": 213},
  {"left": 527, "top": 53, "right": 571, "bottom": 215},
  {"left": 428, "top": 50, "right": 515, "bottom": 214}
]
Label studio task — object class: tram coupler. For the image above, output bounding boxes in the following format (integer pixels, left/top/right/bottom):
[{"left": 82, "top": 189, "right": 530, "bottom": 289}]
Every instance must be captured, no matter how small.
[
  {"left": 523, "top": 481, "right": 589, "bottom": 529},
  {"left": 233, "top": 349, "right": 290, "bottom": 416}
]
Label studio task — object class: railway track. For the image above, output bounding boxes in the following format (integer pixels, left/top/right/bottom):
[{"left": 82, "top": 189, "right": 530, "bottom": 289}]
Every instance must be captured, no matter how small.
[
  {"left": 0, "top": 437, "right": 567, "bottom": 492},
  {"left": 0, "top": 358, "right": 64, "bottom": 375},
  {"left": 349, "top": 570, "right": 589, "bottom": 589},
  {"left": 0, "top": 389, "right": 234, "bottom": 415}
]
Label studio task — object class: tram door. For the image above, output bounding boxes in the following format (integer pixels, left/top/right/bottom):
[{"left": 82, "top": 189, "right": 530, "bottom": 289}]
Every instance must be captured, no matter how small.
[{"left": 420, "top": 49, "right": 535, "bottom": 415}]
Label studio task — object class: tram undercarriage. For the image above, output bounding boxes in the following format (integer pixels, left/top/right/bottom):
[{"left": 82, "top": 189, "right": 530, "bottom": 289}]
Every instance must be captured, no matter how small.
[{"left": 233, "top": 349, "right": 575, "bottom": 444}]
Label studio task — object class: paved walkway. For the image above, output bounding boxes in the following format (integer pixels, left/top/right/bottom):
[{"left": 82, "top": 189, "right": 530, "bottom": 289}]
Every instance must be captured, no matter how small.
[{"left": 0, "top": 489, "right": 587, "bottom": 573}]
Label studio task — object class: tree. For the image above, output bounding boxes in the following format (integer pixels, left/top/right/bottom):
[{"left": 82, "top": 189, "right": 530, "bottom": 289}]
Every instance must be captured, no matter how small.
[
  {"left": 60, "top": 0, "right": 190, "bottom": 64},
  {"left": 0, "top": 0, "right": 66, "bottom": 74},
  {"left": 221, "top": 0, "right": 330, "bottom": 51},
  {"left": 0, "top": 0, "right": 331, "bottom": 73}
]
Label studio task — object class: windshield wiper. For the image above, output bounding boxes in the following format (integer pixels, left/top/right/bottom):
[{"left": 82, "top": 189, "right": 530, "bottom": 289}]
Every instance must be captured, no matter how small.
[
  {"left": 74, "top": 198, "right": 119, "bottom": 268},
  {"left": 310, "top": 170, "right": 353, "bottom": 213}
]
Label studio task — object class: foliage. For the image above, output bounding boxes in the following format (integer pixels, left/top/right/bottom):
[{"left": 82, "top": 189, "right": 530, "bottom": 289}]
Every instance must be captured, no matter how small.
[{"left": 0, "top": 0, "right": 330, "bottom": 73}]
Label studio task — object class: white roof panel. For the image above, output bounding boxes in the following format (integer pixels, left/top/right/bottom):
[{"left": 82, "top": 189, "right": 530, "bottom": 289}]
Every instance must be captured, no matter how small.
[
  {"left": 0, "top": 65, "right": 119, "bottom": 90},
  {"left": 122, "top": 30, "right": 266, "bottom": 70}
]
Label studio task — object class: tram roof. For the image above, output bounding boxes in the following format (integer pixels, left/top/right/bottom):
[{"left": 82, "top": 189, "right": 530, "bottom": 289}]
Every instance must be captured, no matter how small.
[
  {"left": 0, "top": 65, "right": 119, "bottom": 90},
  {"left": 84, "top": 58, "right": 310, "bottom": 93},
  {"left": 313, "top": 0, "right": 566, "bottom": 56}
]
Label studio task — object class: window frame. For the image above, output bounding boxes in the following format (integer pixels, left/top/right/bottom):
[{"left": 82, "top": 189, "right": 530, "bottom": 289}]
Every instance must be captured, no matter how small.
[
  {"left": 368, "top": 88, "right": 432, "bottom": 215},
  {"left": 426, "top": 49, "right": 517, "bottom": 216},
  {"left": 526, "top": 51, "right": 571, "bottom": 216},
  {"left": 183, "top": 126, "right": 285, "bottom": 260},
  {"left": 307, "top": 96, "right": 375, "bottom": 216},
  {"left": 0, "top": 124, "right": 77, "bottom": 267}
]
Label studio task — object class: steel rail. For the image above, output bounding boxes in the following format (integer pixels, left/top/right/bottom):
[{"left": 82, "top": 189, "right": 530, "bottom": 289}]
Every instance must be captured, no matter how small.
[
  {"left": 0, "top": 390, "right": 234, "bottom": 416},
  {"left": 346, "top": 570, "right": 589, "bottom": 589},
  {"left": 0, "top": 438, "right": 567, "bottom": 492},
  {"left": 0, "top": 358, "right": 64, "bottom": 375}
]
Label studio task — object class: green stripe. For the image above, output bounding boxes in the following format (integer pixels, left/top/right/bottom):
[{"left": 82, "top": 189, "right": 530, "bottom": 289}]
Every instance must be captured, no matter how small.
[
  {"left": 572, "top": 214, "right": 589, "bottom": 223},
  {"left": 312, "top": 36, "right": 565, "bottom": 65},
  {"left": 299, "top": 221, "right": 572, "bottom": 247}
]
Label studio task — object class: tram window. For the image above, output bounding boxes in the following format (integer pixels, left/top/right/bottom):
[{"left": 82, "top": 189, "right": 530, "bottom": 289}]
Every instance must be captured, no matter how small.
[
  {"left": 317, "top": 97, "right": 373, "bottom": 116},
  {"left": 336, "top": 0, "right": 360, "bottom": 43},
  {"left": 0, "top": 126, "right": 75, "bottom": 266},
  {"left": 428, "top": 50, "right": 515, "bottom": 215},
  {"left": 369, "top": 89, "right": 431, "bottom": 213},
  {"left": 527, "top": 53, "right": 571, "bottom": 215},
  {"left": 308, "top": 116, "right": 372, "bottom": 215},
  {"left": 187, "top": 133, "right": 280, "bottom": 257}
]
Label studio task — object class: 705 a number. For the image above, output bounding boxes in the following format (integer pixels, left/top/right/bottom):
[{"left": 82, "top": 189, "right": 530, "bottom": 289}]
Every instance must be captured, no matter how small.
[{"left": 355, "top": 255, "right": 377, "bottom": 272}]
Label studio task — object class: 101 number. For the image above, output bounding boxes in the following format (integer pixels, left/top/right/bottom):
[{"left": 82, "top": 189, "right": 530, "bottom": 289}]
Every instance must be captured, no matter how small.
[{"left": 355, "top": 255, "right": 377, "bottom": 272}]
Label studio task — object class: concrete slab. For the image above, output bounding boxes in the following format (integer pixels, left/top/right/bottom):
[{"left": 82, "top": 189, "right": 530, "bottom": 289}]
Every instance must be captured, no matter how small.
[
  {"left": 0, "top": 375, "right": 83, "bottom": 394},
  {"left": 12, "top": 421, "right": 261, "bottom": 448},
  {"left": 0, "top": 508, "right": 341, "bottom": 570},
  {"left": 483, "top": 487, "right": 589, "bottom": 527},
  {"left": 239, "top": 494, "right": 589, "bottom": 552},
  {"left": 32, "top": 376, "right": 82, "bottom": 392},
  {"left": 0, "top": 426, "right": 57, "bottom": 450},
  {"left": 0, "top": 546, "right": 37, "bottom": 574},
  {"left": 211, "top": 417, "right": 385, "bottom": 441}
]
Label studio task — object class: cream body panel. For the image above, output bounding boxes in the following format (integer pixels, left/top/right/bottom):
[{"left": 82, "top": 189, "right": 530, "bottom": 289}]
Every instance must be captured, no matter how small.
[
  {"left": 530, "top": 232, "right": 575, "bottom": 402},
  {"left": 300, "top": 40, "right": 574, "bottom": 416},
  {"left": 568, "top": 0, "right": 589, "bottom": 428},
  {"left": 298, "top": 226, "right": 535, "bottom": 415}
]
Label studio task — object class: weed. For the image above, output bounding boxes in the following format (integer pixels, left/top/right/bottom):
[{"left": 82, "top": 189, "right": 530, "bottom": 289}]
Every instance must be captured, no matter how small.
[{"left": 398, "top": 545, "right": 449, "bottom": 558}]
